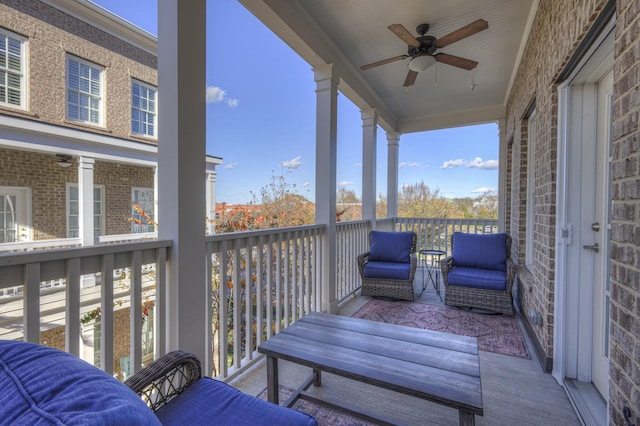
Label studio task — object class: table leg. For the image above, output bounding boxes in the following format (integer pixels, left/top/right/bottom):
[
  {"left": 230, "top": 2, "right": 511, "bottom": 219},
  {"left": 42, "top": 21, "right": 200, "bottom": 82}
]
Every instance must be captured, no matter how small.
[
  {"left": 313, "top": 368, "right": 322, "bottom": 386},
  {"left": 459, "top": 409, "right": 475, "bottom": 426},
  {"left": 266, "top": 356, "right": 279, "bottom": 405}
]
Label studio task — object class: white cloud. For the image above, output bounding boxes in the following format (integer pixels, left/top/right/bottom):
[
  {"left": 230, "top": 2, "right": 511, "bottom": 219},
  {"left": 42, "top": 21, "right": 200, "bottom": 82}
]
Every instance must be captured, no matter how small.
[
  {"left": 206, "top": 86, "right": 239, "bottom": 108},
  {"left": 472, "top": 187, "right": 496, "bottom": 194},
  {"left": 399, "top": 161, "right": 421, "bottom": 169},
  {"left": 441, "top": 157, "right": 498, "bottom": 170},
  {"left": 338, "top": 180, "right": 353, "bottom": 187},
  {"left": 224, "top": 162, "right": 238, "bottom": 170},
  {"left": 468, "top": 157, "right": 498, "bottom": 170},
  {"left": 280, "top": 155, "right": 303, "bottom": 170},
  {"left": 303, "top": 182, "right": 311, "bottom": 188},
  {"left": 441, "top": 159, "right": 466, "bottom": 169},
  {"left": 354, "top": 162, "right": 362, "bottom": 168}
]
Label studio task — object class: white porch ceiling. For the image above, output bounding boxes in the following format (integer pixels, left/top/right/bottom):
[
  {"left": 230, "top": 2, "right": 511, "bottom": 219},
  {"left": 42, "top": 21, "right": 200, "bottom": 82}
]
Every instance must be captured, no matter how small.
[{"left": 240, "top": 0, "right": 537, "bottom": 134}]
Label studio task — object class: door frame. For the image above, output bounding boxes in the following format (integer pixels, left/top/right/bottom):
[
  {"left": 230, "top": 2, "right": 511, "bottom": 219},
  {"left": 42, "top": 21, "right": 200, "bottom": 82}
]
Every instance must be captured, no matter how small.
[{"left": 553, "top": 21, "right": 614, "bottom": 392}]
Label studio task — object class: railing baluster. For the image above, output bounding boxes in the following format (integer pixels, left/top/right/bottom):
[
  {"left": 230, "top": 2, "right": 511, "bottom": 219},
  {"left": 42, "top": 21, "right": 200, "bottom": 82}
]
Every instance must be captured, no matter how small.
[
  {"left": 130, "top": 250, "right": 142, "bottom": 376},
  {"left": 65, "top": 258, "right": 81, "bottom": 355},
  {"left": 23, "top": 263, "right": 40, "bottom": 344},
  {"left": 245, "top": 239, "right": 254, "bottom": 362},
  {"left": 218, "top": 239, "right": 229, "bottom": 379},
  {"left": 275, "top": 237, "right": 282, "bottom": 334},
  {"left": 255, "top": 235, "right": 264, "bottom": 347},
  {"left": 101, "top": 253, "right": 115, "bottom": 374}
]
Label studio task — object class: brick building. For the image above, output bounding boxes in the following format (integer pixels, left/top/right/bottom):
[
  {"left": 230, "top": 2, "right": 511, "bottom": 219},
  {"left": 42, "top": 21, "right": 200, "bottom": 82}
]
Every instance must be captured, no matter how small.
[{"left": 0, "top": 0, "right": 222, "bottom": 249}]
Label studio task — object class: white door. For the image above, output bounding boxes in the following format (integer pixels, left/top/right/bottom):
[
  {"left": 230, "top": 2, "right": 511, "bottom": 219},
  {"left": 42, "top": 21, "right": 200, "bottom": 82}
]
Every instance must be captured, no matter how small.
[
  {"left": 590, "top": 69, "right": 612, "bottom": 397},
  {"left": 0, "top": 187, "right": 31, "bottom": 243}
]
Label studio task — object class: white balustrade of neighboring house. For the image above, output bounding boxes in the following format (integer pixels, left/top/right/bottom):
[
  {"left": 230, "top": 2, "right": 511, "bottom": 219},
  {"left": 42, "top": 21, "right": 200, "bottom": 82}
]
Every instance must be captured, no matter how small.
[{"left": 0, "top": 217, "right": 498, "bottom": 382}]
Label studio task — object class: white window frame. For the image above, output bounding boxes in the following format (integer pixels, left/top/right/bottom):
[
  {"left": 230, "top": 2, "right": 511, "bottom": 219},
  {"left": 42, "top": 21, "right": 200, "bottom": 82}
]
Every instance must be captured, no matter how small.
[
  {"left": 131, "top": 187, "right": 155, "bottom": 233},
  {"left": 0, "top": 28, "right": 27, "bottom": 110},
  {"left": 0, "top": 186, "right": 31, "bottom": 243},
  {"left": 131, "top": 79, "right": 157, "bottom": 138},
  {"left": 66, "top": 55, "right": 104, "bottom": 126},
  {"left": 66, "top": 184, "right": 105, "bottom": 238},
  {"left": 525, "top": 110, "right": 537, "bottom": 270}
]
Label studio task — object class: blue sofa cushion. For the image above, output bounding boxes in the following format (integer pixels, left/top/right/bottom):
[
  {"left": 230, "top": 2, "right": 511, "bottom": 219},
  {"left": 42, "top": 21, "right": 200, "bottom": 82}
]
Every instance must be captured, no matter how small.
[
  {"left": 452, "top": 232, "right": 508, "bottom": 271},
  {"left": 0, "top": 340, "right": 161, "bottom": 426},
  {"left": 368, "top": 231, "right": 414, "bottom": 263},
  {"left": 156, "top": 377, "right": 317, "bottom": 425},
  {"left": 447, "top": 266, "right": 507, "bottom": 291},
  {"left": 363, "top": 260, "right": 411, "bottom": 280}
]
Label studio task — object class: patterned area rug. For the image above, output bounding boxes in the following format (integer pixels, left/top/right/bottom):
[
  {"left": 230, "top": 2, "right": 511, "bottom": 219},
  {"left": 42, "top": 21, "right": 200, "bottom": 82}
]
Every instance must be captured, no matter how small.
[
  {"left": 257, "top": 385, "right": 377, "bottom": 426},
  {"left": 353, "top": 299, "right": 530, "bottom": 359}
]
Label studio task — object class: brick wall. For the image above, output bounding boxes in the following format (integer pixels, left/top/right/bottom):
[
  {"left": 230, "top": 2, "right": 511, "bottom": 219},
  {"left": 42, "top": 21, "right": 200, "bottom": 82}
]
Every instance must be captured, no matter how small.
[
  {"left": 0, "top": 0, "right": 157, "bottom": 144},
  {"left": 0, "top": 148, "right": 154, "bottom": 239},
  {"left": 610, "top": 1, "right": 640, "bottom": 423},
  {"left": 505, "top": 0, "right": 608, "bottom": 362}
]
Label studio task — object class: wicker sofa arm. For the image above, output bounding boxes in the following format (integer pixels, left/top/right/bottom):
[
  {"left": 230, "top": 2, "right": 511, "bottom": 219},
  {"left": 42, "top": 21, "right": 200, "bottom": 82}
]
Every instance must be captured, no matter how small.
[
  {"left": 124, "top": 350, "right": 201, "bottom": 412},
  {"left": 357, "top": 251, "right": 370, "bottom": 278},
  {"left": 505, "top": 258, "right": 516, "bottom": 292},
  {"left": 440, "top": 256, "right": 454, "bottom": 287},
  {"left": 408, "top": 253, "right": 418, "bottom": 281}
]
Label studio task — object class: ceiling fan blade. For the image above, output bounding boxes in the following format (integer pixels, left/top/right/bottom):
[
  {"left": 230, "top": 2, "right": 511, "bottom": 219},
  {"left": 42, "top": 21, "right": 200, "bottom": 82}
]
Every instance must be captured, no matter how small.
[
  {"left": 435, "top": 19, "right": 488, "bottom": 48},
  {"left": 435, "top": 53, "right": 478, "bottom": 70},
  {"left": 403, "top": 70, "right": 418, "bottom": 87},
  {"left": 360, "top": 55, "right": 408, "bottom": 70},
  {"left": 388, "top": 24, "right": 421, "bottom": 48}
]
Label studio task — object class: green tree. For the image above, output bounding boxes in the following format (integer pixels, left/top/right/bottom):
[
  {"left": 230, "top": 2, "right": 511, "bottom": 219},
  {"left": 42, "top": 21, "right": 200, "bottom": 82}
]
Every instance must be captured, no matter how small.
[{"left": 397, "top": 181, "right": 460, "bottom": 218}]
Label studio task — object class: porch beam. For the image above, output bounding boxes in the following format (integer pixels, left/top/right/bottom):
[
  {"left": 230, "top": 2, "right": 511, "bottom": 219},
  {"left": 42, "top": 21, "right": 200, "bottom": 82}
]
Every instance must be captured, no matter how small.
[
  {"left": 314, "top": 63, "right": 339, "bottom": 314},
  {"left": 361, "top": 108, "right": 377, "bottom": 224},
  {"left": 498, "top": 119, "right": 506, "bottom": 232},
  {"left": 387, "top": 133, "right": 400, "bottom": 218},
  {"left": 158, "top": 0, "right": 207, "bottom": 367}
]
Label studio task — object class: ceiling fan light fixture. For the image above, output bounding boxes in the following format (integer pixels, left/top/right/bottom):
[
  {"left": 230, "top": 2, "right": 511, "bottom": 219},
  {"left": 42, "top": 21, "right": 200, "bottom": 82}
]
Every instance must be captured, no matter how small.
[
  {"left": 408, "top": 55, "right": 436, "bottom": 72},
  {"left": 56, "top": 154, "right": 73, "bottom": 168}
]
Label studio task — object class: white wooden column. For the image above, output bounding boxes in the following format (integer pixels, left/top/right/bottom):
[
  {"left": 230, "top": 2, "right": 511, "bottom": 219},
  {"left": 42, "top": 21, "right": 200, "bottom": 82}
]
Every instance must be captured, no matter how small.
[
  {"left": 497, "top": 118, "right": 507, "bottom": 232},
  {"left": 361, "top": 108, "right": 378, "bottom": 224},
  {"left": 386, "top": 132, "right": 400, "bottom": 218},
  {"left": 78, "top": 156, "right": 95, "bottom": 246},
  {"left": 206, "top": 169, "right": 217, "bottom": 235},
  {"left": 314, "top": 63, "right": 339, "bottom": 314},
  {"left": 158, "top": 0, "right": 207, "bottom": 368},
  {"left": 153, "top": 165, "right": 159, "bottom": 230}
]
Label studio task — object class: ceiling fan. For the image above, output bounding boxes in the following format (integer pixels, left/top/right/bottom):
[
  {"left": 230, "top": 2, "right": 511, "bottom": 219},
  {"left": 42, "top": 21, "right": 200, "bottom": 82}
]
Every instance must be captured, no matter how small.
[{"left": 360, "top": 19, "right": 488, "bottom": 87}]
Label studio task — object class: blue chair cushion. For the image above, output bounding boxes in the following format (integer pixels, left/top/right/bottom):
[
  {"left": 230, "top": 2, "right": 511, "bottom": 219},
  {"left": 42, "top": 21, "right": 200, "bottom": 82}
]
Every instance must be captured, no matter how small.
[
  {"left": 368, "top": 231, "right": 414, "bottom": 263},
  {"left": 452, "top": 232, "right": 508, "bottom": 271},
  {"left": 447, "top": 266, "right": 507, "bottom": 291},
  {"left": 155, "top": 377, "right": 318, "bottom": 425},
  {"left": 0, "top": 340, "right": 161, "bottom": 425},
  {"left": 363, "top": 260, "right": 411, "bottom": 280}
]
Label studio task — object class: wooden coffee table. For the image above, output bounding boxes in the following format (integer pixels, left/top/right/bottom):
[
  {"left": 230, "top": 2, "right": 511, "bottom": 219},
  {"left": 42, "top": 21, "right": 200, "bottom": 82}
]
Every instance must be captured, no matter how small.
[{"left": 257, "top": 312, "right": 483, "bottom": 425}]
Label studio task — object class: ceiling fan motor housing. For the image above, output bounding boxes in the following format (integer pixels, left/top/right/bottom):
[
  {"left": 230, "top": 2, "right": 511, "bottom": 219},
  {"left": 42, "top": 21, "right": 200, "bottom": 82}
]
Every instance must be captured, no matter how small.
[{"left": 408, "top": 35, "right": 437, "bottom": 57}]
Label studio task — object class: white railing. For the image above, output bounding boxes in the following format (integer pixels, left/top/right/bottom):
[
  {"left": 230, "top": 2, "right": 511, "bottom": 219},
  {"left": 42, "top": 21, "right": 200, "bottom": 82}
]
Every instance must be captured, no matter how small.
[
  {"left": 336, "top": 220, "right": 371, "bottom": 302},
  {"left": 393, "top": 217, "right": 499, "bottom": 254},
  {"left": 0, "top": 240, "right": 171, "bottom": 379},
  {"left": 205, "top": 224, "right": 324, "bottom": 380}
]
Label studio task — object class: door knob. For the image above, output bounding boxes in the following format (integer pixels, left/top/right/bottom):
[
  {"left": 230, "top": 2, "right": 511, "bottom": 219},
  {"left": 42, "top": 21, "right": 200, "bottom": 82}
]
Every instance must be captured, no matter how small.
[
  {"left": 591, "top": 222, "right": 600, "bottom": 232},
  {"left": 583, "top": 242, "right": 600, "bottom": 253}
]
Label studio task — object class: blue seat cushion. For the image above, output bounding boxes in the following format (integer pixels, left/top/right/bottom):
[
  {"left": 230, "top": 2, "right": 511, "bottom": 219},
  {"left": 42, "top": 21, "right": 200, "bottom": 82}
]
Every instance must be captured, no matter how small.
[
  {"left": 452, "top": 232, "right": 508, "bottom": 271},
  {"left": 363, "top": 260, "right": 411, "bottom": 280},
  {"left": 155, "top": 377, "right": 317, "bottom": 425},
  {"left": 447, "top": 266, "right": 507, "bottom": 291},
  {"left": 368, "top": 231, "right": 414, "bottom": 263},
  {"left": 0, "top": 340, "right": 161, "bottom": 425}
]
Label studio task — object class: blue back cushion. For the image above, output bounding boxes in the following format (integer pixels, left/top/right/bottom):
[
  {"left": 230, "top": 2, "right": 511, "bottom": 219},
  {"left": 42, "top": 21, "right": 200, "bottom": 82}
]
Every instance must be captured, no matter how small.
[
  {"left": 0, "top": 340, "right": 161, "bottom": 425},
  {"left": 452, "top": 232, "right": 508, "bottom": 271},
  {"left": 368, "top": 231, "right": 414, "bottom": 263}
]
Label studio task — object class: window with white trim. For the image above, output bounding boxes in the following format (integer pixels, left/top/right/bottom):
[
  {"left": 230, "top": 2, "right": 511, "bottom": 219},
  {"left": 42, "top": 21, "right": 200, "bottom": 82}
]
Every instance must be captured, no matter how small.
[
  {"left": 525, "top": 110, "right": 537, "bottom": 269},
  {"left": 66, "top": 56, "right": 103, "bottom": 125},
  {"left": 132, "top": 80, "right": 157, "bottom": 138},
  {"left": 0, "top": 28, "right": 26, "bottom": 109},
  {"left": 131, "top": 188, "right": 155, "bottom": 233},
  {"left": 66, "top": 184, "right": 105, "bottom": 238}
]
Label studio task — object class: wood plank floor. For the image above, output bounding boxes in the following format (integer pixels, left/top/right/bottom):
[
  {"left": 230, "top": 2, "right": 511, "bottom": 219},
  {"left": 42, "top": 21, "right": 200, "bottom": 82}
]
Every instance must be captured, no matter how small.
[{"left": 230, "top": 274, "right": 581, "bottom": 425}]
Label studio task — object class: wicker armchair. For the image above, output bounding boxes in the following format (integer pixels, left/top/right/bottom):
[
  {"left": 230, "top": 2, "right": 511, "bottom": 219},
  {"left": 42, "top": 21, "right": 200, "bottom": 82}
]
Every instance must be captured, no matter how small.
[
  {"left": 357, "top": 230, "right": 418, "bottom": 301},
  {"left": 440, "top": 232, "right": 515, "bottom": 315}
]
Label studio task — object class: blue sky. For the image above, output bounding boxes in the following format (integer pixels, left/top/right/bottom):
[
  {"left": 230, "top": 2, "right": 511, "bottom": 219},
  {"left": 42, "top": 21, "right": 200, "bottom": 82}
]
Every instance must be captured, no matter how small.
[{"left": 91, "top": 0, "right": 498, "bottom": 204}]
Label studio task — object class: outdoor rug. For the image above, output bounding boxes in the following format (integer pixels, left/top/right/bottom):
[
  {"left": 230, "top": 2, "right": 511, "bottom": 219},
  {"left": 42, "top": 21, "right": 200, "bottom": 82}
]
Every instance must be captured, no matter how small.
[
  {"left": 352, "top": 299, "right": 530, "bottom": 359},
  {"left": 257, "top": 385, "right": 377, "bottom": 426}
]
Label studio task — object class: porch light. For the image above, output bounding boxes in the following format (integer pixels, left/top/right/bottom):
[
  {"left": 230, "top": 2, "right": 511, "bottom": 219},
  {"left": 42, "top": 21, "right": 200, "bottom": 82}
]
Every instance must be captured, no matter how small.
[
  {"left": 408, "top": 55, "right": 436, "bottom": 72},
  {"left": 56, "top": 154, "right": 73, "bottom": 168}
]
